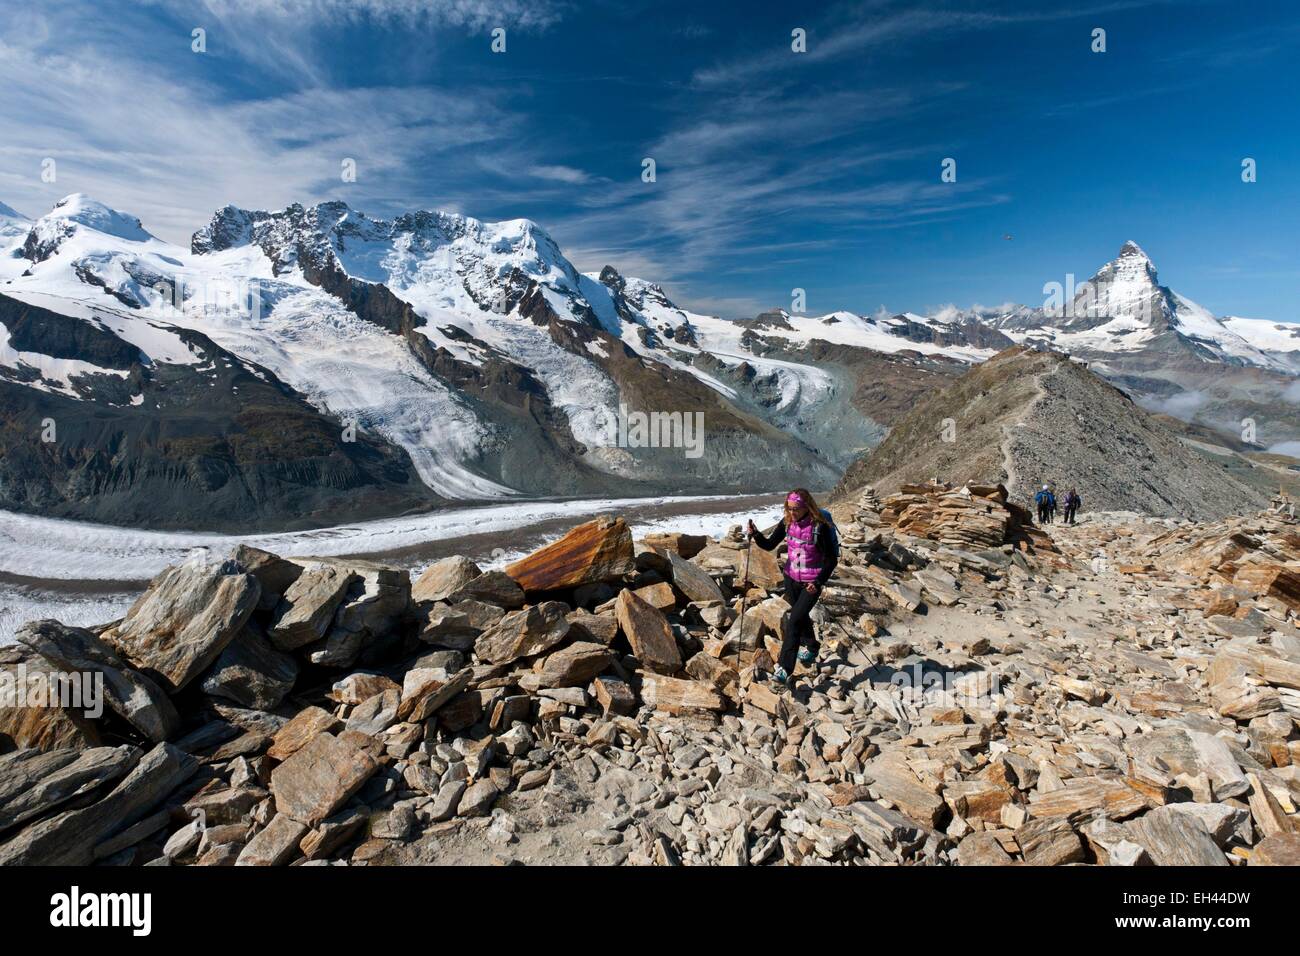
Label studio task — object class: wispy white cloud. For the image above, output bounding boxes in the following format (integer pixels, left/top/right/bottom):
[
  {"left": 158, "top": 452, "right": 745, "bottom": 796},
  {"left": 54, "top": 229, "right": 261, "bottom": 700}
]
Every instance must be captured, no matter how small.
[
  {"left": 527, "top": 164, "right": 593, "bottom": 185},
  {"left": 691, "top": 1, "right": 1171, "bottom": 89},
  {"left": 156, "top": 0, "right": 564, "bottom": 30},
  {"left": 0, "top": 30, "right": 527, "bottom": 242}
]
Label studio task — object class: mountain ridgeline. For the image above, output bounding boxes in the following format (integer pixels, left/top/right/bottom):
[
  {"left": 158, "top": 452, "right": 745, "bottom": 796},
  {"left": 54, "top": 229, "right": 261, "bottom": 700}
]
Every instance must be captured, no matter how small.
[
  {"left": 834, "top": 347, "right": 1271, "bottom": 521},
  {"left": 0, "top": 193, "right": 1294, "bottom": 530}
]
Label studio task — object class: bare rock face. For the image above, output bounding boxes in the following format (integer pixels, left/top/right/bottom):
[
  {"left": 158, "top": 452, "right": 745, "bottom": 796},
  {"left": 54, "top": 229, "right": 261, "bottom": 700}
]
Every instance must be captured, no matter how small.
[
  {"left": 306, "top": 563, "right": 411, "bottom": 668},
  {"left": 615, "top": 589, "right": 682, "bottom": 674},
  {"left": 411, "top": 556, "right": 481, "bottom": 604},
  {"left": 201, "top": 621, "right": 299, "bottom": 711},
  {"left": 448, "top": 570, "right": 525, "bottom": 610},
  {"left": 667, "top": 551, "right": 725, "bottom": 604},
  {"left": 533, "top": 642, "right": 614, "bottom": 688},
  {"left": 0, "top": 742, "right": 196, "bottom": 866},
  {"left": 0, "top": 645, "right": 103, "bottom": 752},
  {"left": 233, "top": 545, "right": 304, "bottom": 611},
  {"left": 106, "top": 561, "right": 261, "bottom": 691},
  {"left": 16, "top": 620, "right": 180, "bottom": 742},
  {"left": 505, "top": 516, "right": 635, "bottom": 593},
  {"left": 0, "top": 746, "right": 140, "bottom": 834},
  {"left": 268, "top": 564, "right": 357, "bottom": 652},
  {"left": 473, "top": 602, "right": 571, "bottom": 665},
  {"left": 269, "top": 732, "right": 379, "bottom": 827}
]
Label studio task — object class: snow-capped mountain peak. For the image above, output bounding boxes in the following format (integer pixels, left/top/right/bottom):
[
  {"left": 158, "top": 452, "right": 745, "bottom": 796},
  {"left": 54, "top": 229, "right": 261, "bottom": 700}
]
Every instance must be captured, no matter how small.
[
  {"left": 29, "top": 193, "right": 151, "bottom": 248},
  {"left": 17, "top": 193, "right": 154, "bottom": 269},
  {"left": 1117, "top": 239, "right": 1151, "bottom": 262}
]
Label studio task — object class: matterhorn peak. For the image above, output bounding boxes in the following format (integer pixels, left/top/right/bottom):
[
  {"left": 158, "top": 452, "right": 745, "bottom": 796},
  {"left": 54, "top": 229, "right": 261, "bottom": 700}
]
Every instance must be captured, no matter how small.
[{"left": 1118, "top": 239, "right": 1149, "bottom": 260}]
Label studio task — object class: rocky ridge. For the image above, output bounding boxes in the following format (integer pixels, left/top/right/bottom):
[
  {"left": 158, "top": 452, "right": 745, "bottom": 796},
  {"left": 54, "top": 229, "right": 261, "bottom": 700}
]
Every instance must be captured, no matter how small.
[
  {"left": 837, "top": 346, "right": 1270, "bottom": 521},
  {"left": 2, "top": 498, "right": 1299, "bottom": 866}
]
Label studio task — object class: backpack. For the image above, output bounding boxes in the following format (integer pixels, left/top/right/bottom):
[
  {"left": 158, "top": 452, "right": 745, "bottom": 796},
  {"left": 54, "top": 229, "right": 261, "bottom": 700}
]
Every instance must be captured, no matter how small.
[{"left": 812, "top": 510, "right": 839, "bottom": 557}]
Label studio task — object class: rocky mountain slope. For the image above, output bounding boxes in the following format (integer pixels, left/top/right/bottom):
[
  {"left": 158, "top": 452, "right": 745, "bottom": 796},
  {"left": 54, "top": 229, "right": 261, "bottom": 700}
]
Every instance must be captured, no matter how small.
[
  {"left": 4, "top": 195, "right": 959, "bottom": 528},
  {"left": 4, "top": 490, "right": 1299, "bottom": 867},
  {"left": 0, "top": 294, "right": 435, "bottom": 531},
  {"left": 834, "top": 346, "right": 1269, "bottom": 521}
]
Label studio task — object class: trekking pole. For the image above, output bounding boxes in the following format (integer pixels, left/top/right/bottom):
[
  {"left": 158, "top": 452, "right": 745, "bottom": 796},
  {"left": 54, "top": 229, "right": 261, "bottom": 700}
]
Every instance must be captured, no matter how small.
[{"left": 736, "top": 534, "right": 753, "bottom": 681}]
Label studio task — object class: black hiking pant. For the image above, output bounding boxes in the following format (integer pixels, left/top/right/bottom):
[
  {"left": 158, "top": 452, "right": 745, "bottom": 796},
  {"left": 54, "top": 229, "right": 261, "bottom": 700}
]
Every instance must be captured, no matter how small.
[
  {"left": 1064, "top": 505, "right": 1078, "bottom": 524},
  {"left": 778, "top": 575, "right": 822, "bottom": 674},
  {"left": 1037, "top": 503, "right": 1049, "bottom": 524}
]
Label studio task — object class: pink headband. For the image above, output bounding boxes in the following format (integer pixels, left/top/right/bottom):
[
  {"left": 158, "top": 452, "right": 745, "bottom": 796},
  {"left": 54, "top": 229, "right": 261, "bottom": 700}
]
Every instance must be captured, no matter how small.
[{"left": 787, "top": 493, "right": 806, "bottom": 505}]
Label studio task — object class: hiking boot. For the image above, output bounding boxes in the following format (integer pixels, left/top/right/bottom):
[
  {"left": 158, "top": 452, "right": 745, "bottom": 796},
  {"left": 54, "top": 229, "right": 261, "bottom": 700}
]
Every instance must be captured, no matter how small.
[
  {"left": 797, "top": 647, "right": 816, "bottom": 666},
  {"left": 770, "top": 666, "right": 792, "bottom": 691}
]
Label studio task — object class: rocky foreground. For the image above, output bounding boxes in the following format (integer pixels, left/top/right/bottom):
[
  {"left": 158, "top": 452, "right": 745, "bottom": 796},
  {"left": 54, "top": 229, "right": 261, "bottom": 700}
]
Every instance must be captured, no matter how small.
[{"left": 2, "top": 486, "right": 1300, "bottom": 866}]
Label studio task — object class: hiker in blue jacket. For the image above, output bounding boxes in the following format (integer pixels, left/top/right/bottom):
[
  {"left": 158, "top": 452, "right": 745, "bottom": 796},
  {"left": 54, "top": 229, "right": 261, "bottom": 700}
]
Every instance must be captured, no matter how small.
[{"left": 1034, "top": 485, "right": 1056, "bottom": 524}]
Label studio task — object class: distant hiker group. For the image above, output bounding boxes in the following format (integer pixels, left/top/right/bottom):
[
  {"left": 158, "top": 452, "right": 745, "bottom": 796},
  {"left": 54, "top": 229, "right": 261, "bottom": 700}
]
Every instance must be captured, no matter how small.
[{"left": 1034, "top": 485, "right": 1082, "bottom": 525}]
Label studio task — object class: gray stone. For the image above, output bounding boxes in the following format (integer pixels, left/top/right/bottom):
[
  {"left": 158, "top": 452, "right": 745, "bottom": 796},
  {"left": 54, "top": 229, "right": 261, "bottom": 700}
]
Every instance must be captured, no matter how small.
[
  {"left": 0, "top": 745, "right": 141, "bottom": 833},
  {"left": 412, "top": 556, "right": 481, "bottom": 603},
  {"left": 268, "top": 564, "right": 356, "bottom": 651},
  {"left": 0, "top": 743, "right": 197, "bottom": 866},
  {"left": 201, "top": 621, "right": 298, "bottom": 710},
  {"left": 236, "top": 813, "right": 308, "bottom": 866},
  {"left": 106, "top": 561, "right": 260, "bottom": 691},
  {"left": 457, "top": 779, "right": 499, "bottom": 817},
  {"left": 474, "top": 602, "right": 571, "bottom": 665}
]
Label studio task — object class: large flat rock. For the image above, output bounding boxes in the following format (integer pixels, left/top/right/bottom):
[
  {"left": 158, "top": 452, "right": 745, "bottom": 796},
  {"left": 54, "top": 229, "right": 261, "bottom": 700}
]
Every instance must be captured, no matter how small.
[
  {"left": 506, "top": 516, "right": 635, "bottom": 593},
  {"left": 107, "top": 561, "right": 260, "bottom": 691}
]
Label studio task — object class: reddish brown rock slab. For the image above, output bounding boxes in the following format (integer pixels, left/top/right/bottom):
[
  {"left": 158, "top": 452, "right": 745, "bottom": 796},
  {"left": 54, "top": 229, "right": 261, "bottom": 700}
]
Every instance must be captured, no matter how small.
[
  {"left": 593, "top": 675, "right": 637, "bottom": 715},
  {"left": 269, "top": 732, "right": 378, "bottom": 827},
  {"left": 640, "top": 674, "right": 724, "bottom": 715},
  {"left": 235, "top": 813, "right": 308, "bottom": 866},
  {"left": 266, "top": 706, "right": 342, "bottom": 761},
  {"left": 1250, "top": 832, "right": 1300, "bottom": 865},
  {"left": 398, "top": 667, "right": 473, "bottom": 722},
  {"left": 0, "top": 645, "right": 103, "bottom": 752},
  {"left": 505, "top": 516, "right": 635, "bottom": 593},
  {"left": 1232, "top": 564, "right": 1300, "bottom": 614},
  {"left": 1028, "top": 777, "right": 1151, "bottom": 821},
  {"left": 642, "top": 532, "right": 709, "bottom": 560},
  {"left": 633, "top": 581, "right": 678, "bottom": 612},
  {"left": 533, "top": 642, "right": 614, "bottom": 688}
]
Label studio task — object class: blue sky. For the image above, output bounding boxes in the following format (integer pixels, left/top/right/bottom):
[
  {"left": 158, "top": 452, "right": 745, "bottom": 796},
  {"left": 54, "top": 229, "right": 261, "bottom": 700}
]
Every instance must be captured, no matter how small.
[{"left": 1, "top": 0, "right": 1297, "bottom": 319}]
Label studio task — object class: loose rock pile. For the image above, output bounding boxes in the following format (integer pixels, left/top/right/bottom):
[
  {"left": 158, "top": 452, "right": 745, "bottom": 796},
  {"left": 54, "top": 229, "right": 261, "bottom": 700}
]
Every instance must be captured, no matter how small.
[{"left": 2, "top": 502, "right": 1298, "bottom": 867}]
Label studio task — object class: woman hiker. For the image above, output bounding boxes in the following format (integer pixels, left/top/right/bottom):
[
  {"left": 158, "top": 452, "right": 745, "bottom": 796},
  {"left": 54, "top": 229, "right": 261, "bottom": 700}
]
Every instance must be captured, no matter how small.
[{"left": 746, "top": 488, "right": 840, "bottom": 691}]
